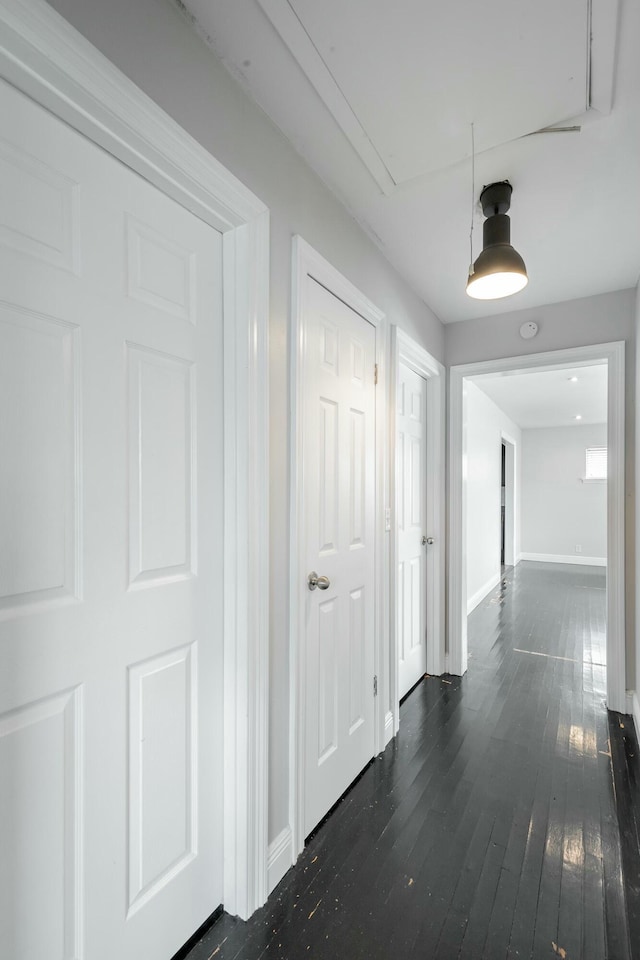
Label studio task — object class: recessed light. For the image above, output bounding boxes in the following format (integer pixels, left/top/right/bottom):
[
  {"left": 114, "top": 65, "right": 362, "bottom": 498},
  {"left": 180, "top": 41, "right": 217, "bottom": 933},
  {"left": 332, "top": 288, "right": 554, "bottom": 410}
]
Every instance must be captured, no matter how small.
[
  {"left": 574, "top": 415, "right": 582, "bottom": 420},
  {"left": 568, "top": 376, "right": 578, "bottom": 382}
]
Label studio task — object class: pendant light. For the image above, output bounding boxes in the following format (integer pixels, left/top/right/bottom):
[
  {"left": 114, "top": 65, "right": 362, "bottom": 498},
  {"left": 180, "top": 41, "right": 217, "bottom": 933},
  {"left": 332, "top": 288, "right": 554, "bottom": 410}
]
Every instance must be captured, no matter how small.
[{"left": 466, "top": 181, "right": 528, "bottom": 300}]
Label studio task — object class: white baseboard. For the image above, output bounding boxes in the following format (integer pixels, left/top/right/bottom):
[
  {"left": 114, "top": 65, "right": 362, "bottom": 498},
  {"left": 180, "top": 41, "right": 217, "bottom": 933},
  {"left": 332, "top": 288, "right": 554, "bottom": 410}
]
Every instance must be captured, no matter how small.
[
  {"left": 384, "top": 710, "right": 394, "bottom": 746},
  {"left": 467, "top": 572, "right": 501, "bottom": 615},
  {"left": 519, "top": 552, "right": 606, "bottom": 567},
  {"left": 267, "top": 826, "right": 293, "bottom": 895}
]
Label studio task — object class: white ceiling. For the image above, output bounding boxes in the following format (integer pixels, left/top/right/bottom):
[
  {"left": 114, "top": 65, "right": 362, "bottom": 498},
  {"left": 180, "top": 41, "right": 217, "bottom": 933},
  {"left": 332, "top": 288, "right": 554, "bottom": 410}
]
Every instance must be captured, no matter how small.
[
  {"left": 471, "top": 363, "right": 608, "bottom": 428},
  {"left": 255, "top": 0, "right": 590, "bottom": 188},
  {"left": 182, "top": 0, "right": 640, "bottom": 323}
]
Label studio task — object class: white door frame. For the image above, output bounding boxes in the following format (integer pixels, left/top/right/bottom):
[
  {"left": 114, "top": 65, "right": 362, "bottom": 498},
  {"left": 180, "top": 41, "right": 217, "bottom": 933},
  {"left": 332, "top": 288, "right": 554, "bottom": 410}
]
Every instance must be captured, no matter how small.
[
  {"left": 448, "top": 341, "right": 626, "bottom": 714},
  {"left": 289, "top": 237, "right": 388, "bottom": 859},
  {"left": 0, "top": 0, "right": 270, "bottom": 919},
  {"left": 390, "top": 328, "right": 445, "bottom": 736},
  {"left": 500, "top": 432, "right": 517, "bottom": 568}
]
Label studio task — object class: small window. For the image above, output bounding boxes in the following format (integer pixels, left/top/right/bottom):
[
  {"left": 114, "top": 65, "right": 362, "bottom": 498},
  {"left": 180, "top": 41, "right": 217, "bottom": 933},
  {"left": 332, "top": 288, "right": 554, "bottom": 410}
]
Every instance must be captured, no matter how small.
[{"left": 585, "top": 446, "right": 607, "bottom": 480}]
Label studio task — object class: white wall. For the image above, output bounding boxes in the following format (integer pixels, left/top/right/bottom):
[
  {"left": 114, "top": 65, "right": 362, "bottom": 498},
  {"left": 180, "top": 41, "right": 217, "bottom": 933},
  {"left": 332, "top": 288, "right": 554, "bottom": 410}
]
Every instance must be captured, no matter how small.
[
  {"left": 447, "top": 288, "right": 636, "bottom": 692},
  {"left": 45, "top": 0, "right": 445, "bottom": 848},
  {"left": 466, "top": 381, "right": 521, "bottom": 612},
  {"left": 521, "top": 425, "right": 607, "bottom": 563}
]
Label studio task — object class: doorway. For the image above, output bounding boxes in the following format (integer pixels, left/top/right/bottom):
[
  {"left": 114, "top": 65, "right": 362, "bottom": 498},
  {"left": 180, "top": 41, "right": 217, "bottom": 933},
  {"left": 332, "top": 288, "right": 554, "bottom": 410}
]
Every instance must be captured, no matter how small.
[
  {"left": 391, "top": 328, "right": 445, "bottom": 730},
  {"left": 0, "top": 0, "right": 270, "bottom": 933},
  {"left": 397, "top": 361, "right": 429, "bottom": 699},
  {"left": 290, "top": 237, "right": 387, "bottom": 860},
  {"left": 448, "top": 342, "right": 626, "bottom": 714},
  {"left": 501, "top": 435, "right": 516, "bottom": 570}
]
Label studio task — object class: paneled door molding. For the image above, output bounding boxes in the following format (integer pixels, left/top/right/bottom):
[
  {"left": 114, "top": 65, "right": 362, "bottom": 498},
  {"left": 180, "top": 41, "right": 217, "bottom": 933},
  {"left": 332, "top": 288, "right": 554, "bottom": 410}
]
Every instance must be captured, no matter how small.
[
  {"left": 448, "top": 341, "right": 626, "bottom": 714},
  {"left": 390, "top": 327, "right": 445, "bottom": 735},
  {"left": 289, "top": 237, "right": 388, "bottom": 862},
  {"left": 0, "top": 0, "right": 270, "bottom": 919}
]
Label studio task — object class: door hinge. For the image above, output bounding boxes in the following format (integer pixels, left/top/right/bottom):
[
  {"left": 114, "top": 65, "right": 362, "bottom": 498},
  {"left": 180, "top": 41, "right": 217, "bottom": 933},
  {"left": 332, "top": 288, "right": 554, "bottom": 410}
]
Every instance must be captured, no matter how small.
[
  {"left": 374, "top": 363, "right": 378, "bottom": 385},
  {"left": 373, "top": 675, "right": 378, "bottom": 697}
]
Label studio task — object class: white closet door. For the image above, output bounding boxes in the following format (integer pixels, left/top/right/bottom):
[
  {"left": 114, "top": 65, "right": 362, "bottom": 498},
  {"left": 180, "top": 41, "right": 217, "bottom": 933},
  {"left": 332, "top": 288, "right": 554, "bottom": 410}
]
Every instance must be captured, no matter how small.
[
  {"left": 397, "top": 362, "right": 428, "bottom": 699},
  {"left": 303, "top": 277, "right": 376, "bottom": 837},
  {"left": 0, "top": 79, "right": 223, "bottom": 960}
]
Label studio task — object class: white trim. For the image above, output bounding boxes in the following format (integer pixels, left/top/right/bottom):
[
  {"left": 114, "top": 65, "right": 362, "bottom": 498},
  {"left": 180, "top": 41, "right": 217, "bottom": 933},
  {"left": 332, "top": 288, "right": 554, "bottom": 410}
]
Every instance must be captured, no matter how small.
[
  {"left": 222, "top": 217, "right": 270, "bottom": 918},
  {"left": 590, "top": 0, "right": 621, "bottom": 115},
  {"left": 267, "top": 827, "right": 294, "bottom": 895},
  {"left": 384, "top": 710, "right": 394, "bottom": 746},
  {"left": 449, "top": 341, "right": 626, "bottom": 713},
  {"left": 290, "top": 236, "right": 388, "bottom": 859},
  {"left": 519, "top": 553, "right": 607, "bottom": 567},
  {"left": 0, "top": 0, "right": 270, "bottom": 919},
  {"left": 448, "top": 375, "right": 467, "bottom": 676},
  {"left": 256, "top": 0, "right": 396, "bottom": 196},
  {"left": 467, "top": 572, "right": 502, "bottom": 615},
  {"left": 500, "top": 433, "right": 517, "bottom": 568},
  {"left": 390, "top": 327, "right": 445, "bottom": 736},
  {"left": 630, "top": 691, "right": 640, "bottom": 736},
  {"left": 256, "top": 1, "right": 618, "bottom": 186}
]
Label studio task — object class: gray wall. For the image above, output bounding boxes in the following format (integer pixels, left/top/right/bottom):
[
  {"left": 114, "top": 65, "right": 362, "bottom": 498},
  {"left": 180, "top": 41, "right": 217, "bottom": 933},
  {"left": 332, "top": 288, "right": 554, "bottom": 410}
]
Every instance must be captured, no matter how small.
[
  {"left": 636, "top": 281, "right": 640, "bottom": 705},
  {"left": 446, "top": 287, "right": 636, "bottom": 690},
  {"left": 45, "top": 0, "right": 444, "bottom": 845},
  {"left": 521, "top": 425, "right": 607, "bottom": 561}
]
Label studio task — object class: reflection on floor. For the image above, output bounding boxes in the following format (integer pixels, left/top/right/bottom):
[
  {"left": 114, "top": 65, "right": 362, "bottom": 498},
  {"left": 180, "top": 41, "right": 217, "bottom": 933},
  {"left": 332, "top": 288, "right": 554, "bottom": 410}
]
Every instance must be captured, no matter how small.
[{"left": 185, "top": 561, "right": 631, "bottom": 959}]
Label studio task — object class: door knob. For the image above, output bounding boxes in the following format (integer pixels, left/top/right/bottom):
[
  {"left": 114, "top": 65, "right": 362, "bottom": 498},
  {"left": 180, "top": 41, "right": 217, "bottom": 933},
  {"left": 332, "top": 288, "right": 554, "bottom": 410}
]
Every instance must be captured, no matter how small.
[
  {"left": 308, "top": 571, "right": 331, "bottom": 591},
  {"left": 422, "top": 536, "right": 435, "bottom": 546}
]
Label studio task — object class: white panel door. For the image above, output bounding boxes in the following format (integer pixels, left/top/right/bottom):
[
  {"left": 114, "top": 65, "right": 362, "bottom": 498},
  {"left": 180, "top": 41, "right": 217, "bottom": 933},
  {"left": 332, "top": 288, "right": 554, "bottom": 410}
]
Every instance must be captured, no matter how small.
[
  {"left": 0, "top": 80, "right": 223, "bottom": 960},
  {"left": 303, "top": 277, "right": 376, "bottom": 837},
  {"left": 397, "top": 363, "right": 428, "bottom": 699}
]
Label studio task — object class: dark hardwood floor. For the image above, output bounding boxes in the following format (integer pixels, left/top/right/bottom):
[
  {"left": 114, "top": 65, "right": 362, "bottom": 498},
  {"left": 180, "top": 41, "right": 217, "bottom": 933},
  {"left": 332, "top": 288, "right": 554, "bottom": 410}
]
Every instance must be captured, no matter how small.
[
  {"left": 187, "top": 561, "right": 632, "bottom": 960},
  {"left": 610, "top": 710, "right": 640, "bottom": 960}
]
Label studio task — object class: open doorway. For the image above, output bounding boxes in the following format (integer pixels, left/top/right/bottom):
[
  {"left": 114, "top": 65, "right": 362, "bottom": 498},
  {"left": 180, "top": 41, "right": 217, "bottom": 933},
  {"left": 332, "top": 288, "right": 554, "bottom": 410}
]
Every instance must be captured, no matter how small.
[
  {"left": 448, "top": 342, "right": 626, "bottom": 714},
  {"left": 464, "top": 366, "right": 607, "bottom": 620},
  {"left": 500, "top": 436, "right": 516, "bottom": 571}
]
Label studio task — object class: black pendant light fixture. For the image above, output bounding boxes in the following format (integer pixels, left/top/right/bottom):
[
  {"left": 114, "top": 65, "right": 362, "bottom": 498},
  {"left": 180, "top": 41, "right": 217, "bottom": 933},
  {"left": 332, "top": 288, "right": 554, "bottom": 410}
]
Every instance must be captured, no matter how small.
[{"left": 466, "top": 180, "right": 528, "bottom": 300}]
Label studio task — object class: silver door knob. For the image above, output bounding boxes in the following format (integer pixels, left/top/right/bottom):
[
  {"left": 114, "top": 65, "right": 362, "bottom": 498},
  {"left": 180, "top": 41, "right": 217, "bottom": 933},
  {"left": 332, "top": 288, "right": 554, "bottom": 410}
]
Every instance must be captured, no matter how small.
[
  {"left": 308, "top": 571, "right": 330, "bottom": 591},
  {"left": 422, "top": 536, "right": 435, "bottom": 546}
]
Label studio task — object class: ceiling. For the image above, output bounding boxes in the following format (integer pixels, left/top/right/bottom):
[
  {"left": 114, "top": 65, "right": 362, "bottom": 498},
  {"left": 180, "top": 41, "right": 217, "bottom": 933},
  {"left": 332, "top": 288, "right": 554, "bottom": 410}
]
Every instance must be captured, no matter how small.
[
  {"left": 471, "top": 363, "right": 607, "bottom": 428},
  {"left": 182, "top": 0, "right": 640, "bottom": 324}
]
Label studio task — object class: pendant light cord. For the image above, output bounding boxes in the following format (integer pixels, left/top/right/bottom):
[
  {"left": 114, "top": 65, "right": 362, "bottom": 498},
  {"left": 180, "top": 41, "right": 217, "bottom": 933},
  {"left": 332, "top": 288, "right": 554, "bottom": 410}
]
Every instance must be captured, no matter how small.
[{"left": 469, "top": 122, "right": 475, "bottom": 271}]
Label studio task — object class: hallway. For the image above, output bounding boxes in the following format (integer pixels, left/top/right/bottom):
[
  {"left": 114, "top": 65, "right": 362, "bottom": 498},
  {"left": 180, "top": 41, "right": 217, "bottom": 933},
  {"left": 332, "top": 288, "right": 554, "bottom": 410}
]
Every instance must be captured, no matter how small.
[{"left": 187, "top": 562, "right": 631, "bottom": 960}]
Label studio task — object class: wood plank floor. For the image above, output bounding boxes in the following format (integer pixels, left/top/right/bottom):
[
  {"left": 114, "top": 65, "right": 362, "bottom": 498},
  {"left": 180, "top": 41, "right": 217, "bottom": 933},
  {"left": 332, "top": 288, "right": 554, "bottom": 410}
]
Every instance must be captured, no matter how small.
[
  {"left": 186, "top": 561, "right": 631, "bottom": 960},
  {"left": 610, "top": 709, "right": 640, "bottom": 960}
]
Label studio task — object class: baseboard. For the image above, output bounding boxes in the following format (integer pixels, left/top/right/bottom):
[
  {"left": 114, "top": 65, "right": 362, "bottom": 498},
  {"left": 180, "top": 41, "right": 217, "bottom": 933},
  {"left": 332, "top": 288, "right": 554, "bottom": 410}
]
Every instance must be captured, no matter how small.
[
  {"left": 519, "top": 552, "right": 607, "bottom": 567},
  {"left": 384, "top": 710, "right": 394, "bottom": 746},
  {"left": 267, "top": 826, "right": 293, "bottom": 895},
  {"left": 467, "top": 572, "right": 501, "bottom": 614}
]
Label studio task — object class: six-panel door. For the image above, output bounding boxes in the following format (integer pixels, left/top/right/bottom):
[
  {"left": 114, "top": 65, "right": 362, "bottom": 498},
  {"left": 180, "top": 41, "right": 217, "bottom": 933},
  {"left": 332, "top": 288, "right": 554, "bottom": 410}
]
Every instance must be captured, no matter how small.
[
  {"left": 0, "top": 79, "right": 223, "bottom": 959},
  {"left": 303, "top": 277, "right": 376, "bottom": 837}
]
